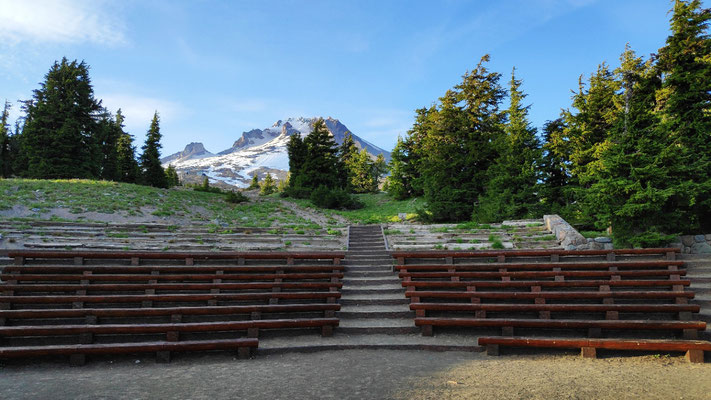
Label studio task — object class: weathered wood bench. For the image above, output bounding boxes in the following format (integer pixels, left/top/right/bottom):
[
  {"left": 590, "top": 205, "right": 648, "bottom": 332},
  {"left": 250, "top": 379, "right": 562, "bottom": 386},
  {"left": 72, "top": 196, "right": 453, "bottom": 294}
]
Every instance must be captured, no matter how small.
[
  {"left": 0, "top": 250, "right": 347, "bottom": 364},
  {"left": 0, "top": 338, "right": 259, "bottom": 365},
  {"left": 477, "top": 336, "right": 711, "bottom": 363}
]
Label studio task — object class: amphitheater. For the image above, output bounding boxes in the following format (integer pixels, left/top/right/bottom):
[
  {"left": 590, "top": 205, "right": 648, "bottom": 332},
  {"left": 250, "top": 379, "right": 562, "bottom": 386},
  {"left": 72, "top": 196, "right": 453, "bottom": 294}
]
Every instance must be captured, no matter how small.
[{"left": 0, "top": 217, "right": 710, "bottom": 399}]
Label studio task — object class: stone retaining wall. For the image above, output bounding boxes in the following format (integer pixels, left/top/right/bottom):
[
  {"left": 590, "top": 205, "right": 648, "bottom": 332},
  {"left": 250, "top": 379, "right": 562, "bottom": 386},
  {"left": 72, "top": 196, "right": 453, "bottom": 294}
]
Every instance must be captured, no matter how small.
[
  {"left": 543, "top": 215, "right": 591, "bottom": 250},
  {"left": 674, "top": 234, "right": 711, "bottom": 254}
]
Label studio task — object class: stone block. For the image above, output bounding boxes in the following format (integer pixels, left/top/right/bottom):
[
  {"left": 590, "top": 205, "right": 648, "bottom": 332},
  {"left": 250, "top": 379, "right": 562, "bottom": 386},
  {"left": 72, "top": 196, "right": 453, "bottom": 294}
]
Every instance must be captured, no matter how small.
[
  {"left": 594, "top": 237, "right": 612, "bottom": 243},
  {"left": 690, "top": 242, "right": 711, "bottom": 254},
  {"left": 705, "top": 234, "right": 711, "bottom": 241},
  {"left": 694, "top": 234, "right": 706, "bottom": 243},
  {"left": 603, "top": 243, "right": 614, "bottom": 250},
  {"left": 681, "top": 235, "right": 695, "bottom": 246}
]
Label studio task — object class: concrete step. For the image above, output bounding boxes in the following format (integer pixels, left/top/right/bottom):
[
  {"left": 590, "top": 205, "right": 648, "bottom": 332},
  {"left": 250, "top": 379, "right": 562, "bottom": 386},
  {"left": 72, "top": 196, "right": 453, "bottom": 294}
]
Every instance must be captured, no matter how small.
[
  {"left": 340, "top": 296, "right": 410, "bottom": 306},
  {"left": 342, "top": 277, "right": 401, "bottom": 286},
  {"left": 345, "top": 270, "right": 395, "bottom": 278},
  {"left": 342, "top": 286, "right": 405, "bottom": 295},
  {"left": 344, "top": 265, "right": 393, "bottom": 272},
  {"left": 338, "top": 305, "right": 414, "bottom": 319},
  {"left": 338, "top": 318, "right": 420, "bottom": 334},
  {"left": 256, "top": 333, "right": 484, "bottom": 354}
]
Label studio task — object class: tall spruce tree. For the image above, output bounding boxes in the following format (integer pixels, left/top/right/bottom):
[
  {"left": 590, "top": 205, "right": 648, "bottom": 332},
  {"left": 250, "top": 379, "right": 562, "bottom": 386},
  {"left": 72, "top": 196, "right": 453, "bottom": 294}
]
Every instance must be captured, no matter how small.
[
  {"left": 300, "top": 118, "right": 339, "bottom": 190},
  {"left": 539, "top": 118, "right": 571, "bottom": 213},
  {"left": 656, "top": 0, "right": 711, "bottom": 232},
  {"left": 420, "top": 55, "right": 506, "bottom": 222},
  {"left": 475, "top": 68, "right": 541, "bottom": 222},
  {"left": 0, "top": 101, "right": 10, "bottom": 177},
  {"left": 140, "top": 112, "right": 168, "bottom": 188},
  {"left": 21, "top": 58, "right": 102, "bottom": 179},
  {"left": 115, "top": 110, "right": 139, "bottom": 184},
  {"left": 96, "top": 108, "right": 122, "bottom": 181},
  {"left": 587, "top": 46, "right": 673, "bottom": 246},
  {"left": 338, "top": 132, "right": 358, "bottom": 191}
]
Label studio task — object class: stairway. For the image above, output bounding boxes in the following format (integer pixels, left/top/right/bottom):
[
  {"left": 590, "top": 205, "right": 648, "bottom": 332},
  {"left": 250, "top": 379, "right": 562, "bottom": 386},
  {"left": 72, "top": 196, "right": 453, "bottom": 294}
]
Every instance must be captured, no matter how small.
[
  {"left": 338, "top": 225, "right": 417, "bottom": 334},
  {"left": 684, "top": 254, "right": 711, "bottom": 340}
]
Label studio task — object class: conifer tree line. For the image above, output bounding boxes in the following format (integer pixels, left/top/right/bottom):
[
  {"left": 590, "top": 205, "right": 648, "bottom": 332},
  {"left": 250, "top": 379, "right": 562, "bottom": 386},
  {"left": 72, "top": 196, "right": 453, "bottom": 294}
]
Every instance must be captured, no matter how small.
[
  {"left": 386, "top": 0, "right": 711, "bottom": 247},
  {"left": 0, "top": 57, "right": 178, "bottom": 188},
  {"left": 285, "top": 118, "right": 387, "bottom": 208}
]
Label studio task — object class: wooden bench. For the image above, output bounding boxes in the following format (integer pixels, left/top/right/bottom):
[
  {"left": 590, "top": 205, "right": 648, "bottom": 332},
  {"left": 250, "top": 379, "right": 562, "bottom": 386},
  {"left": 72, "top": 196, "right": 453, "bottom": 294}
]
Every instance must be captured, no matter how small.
[
  {"left": 477, "top": 336, "right": 711, "bottom": 363},
  {"left": 0, "top": 250, "right": 346, "bottom": 364},
  {"left": 0, "top": 338, "right": 259, "bottom": 365}
]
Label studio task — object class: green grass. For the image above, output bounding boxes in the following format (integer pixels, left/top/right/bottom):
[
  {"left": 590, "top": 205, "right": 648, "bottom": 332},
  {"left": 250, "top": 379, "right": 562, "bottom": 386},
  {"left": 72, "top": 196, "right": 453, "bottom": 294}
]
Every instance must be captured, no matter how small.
[
  {"left": 383, "top": 229, "right": 402, "bottom": 235},
  {"left": 0, "top": 178, "right": 322, "bottom": 228},
  {"left": 281, "top": 193, "right": 423, "bottom": 224}
]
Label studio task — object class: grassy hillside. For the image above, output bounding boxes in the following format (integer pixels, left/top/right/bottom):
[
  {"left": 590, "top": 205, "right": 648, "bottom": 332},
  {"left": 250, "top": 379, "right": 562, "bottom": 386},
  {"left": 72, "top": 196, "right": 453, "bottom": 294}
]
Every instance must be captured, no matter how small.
[
  {"left": 0, "top": 179, "right": 323, "bottom": 228},
  {"left": 279, "top": 193, "right": 423, "bottom": 224}
]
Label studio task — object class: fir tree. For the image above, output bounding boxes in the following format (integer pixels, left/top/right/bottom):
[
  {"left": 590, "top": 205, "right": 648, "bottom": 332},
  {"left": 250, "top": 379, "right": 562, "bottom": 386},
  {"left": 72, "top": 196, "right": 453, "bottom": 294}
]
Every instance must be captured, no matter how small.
[
  {"left": 96, "top": 108, "right": 122, "bottom": 181},
  {"left": 115, "top": 114, "right": 140, "bottom": 185},
  {"left": 338, "top": 132, "right": 358, "bottom": 191},
  {"left": 656, "top": 0, "right": 711, "bottom": 232},
  {"left": 475, "top": 68, "right": 542, "bottom": 222},
  {"left": 21, "top": 58, "right": 103, "bottom": 179},
  {"left": 299, "top": 118, "right": 339, "bottom": 192},
  {"left": 164, "top": 164, "right": 180, "bottom": 187},
  {"left": 539, "top": 118, "right": 571, "bottom": 212},
  {"left": 0, "top": 101, "right": 10, "bottom": 177},
  {"left": 140, "top": 112, "right": 167, "bottom": 188},
  {"left": 248, "top": 174, "right": 260, "bottom": 190},
  {"left": 259, "top": 173, "right": 276, "bottom": 196}
]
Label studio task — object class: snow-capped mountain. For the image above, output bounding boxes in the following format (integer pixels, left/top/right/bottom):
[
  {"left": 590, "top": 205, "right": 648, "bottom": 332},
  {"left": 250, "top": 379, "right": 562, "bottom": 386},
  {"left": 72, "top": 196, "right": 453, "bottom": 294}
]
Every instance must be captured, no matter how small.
[{"left": 162, "top": 117, "right": 391, "bottom": 188}]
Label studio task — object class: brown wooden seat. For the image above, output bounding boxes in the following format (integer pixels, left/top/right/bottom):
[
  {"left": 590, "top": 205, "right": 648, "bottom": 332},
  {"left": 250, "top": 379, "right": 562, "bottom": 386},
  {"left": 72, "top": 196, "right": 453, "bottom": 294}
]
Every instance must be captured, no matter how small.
[
  {"left": 404, "top": 290, "right": 695, "bottom": 301},
  {"left": 409, "top": 302, "right": 700, "bottom": 317},
  {"left": 396, "top": 260, "right": 685, "bottom": 272},
  {"left": 0, "top": 303, "right": 341, "bottom": 321},
  {"left": 2, "top": 265, "right": 345, "bottom": 274},
  {"left": 477, "top": 336, "right": 711, "bottom": 363},
  {"left": 1, "top": 272, "right": 344, "bottom": 282},
  {"left": 401, "top": 279, "right": 690, "bottom": 290},
  {"left": 1, "top": 281, "right": 343, "bottom": 293},
  {"left": 415, "top": 317, "right": 706, "bottom": 337},
  {"left": 0, "top": 338, "right": 258, "bottom": 365}
]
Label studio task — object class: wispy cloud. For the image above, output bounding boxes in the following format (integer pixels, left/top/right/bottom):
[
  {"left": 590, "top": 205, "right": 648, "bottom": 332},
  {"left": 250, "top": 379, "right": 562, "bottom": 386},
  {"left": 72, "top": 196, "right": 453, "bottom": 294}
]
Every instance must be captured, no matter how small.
[{"left": 0, "top": 0, "right": 126, "bottom": 46}]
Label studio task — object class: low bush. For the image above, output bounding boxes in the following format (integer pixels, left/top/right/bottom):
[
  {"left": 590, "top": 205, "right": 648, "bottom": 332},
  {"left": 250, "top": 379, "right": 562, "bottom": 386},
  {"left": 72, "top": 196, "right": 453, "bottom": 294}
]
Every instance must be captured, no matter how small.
[{"left": 309, "top": 186, "right": 363, "bottom": 210}]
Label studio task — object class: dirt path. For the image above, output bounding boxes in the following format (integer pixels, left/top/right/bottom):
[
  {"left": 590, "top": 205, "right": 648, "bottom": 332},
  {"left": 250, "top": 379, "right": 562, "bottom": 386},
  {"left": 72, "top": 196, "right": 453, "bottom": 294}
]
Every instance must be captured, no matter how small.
[{"left": 0, "top": 350, "right": 709, "bottom": 400}]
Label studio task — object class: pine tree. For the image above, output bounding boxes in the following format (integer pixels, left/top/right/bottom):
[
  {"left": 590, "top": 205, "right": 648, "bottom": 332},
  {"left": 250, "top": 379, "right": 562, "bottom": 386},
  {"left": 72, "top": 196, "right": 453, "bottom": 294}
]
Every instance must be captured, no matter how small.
[
  {"left": 96, "top": 108, "right": 122, "bottom": 181},
  {"left": 587, "top": 46, "right": 673, "bottom": 247},
  {"left": 656, "top": 0, "right": 711, "bottom": 232},
  {"left": 349, "top": 149, "right": 376, "bottom": 193},
  {"left": 539, "top": 118, "right": 571, "bottom": 212},
  {"left": 248, "top": 174, "right": 260, "bottom": 190},
  {"left": 420, "top": 55, "right": 506, "bottom": 222},
  {"left": 140, "top": 112, "right": 167, "bottom": 188},
  {"left": 115, "top": 114, "right": 140, "bottom": 185},
  {"left": 475, "top": 68, "right": 542, "bottom": 222},
  {"left": 0, "top": 100, "right": 10, "bottom": 177},
  {"left": 21, "top": 58, "right": 103, "bottom": 179},
  {"left": 164, "top": 164, "right": 180, "bottom": 187},
  {"left": 285, "top": 132, "right": 308, "bottom": 197},
  {"left": 338, "top": 132, "right": 358, "bottom": 191},
  {"left": 299, "top": 118, "right": 339, "bottom": 191},
  {"left": 259, "top": 173, "right": 276, "bottom": 196}
]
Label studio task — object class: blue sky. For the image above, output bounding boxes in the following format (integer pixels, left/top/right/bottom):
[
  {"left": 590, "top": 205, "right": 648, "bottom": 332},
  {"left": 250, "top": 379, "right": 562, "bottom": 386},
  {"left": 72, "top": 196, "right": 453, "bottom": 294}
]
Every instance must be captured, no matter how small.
[{"left": 0, "top": 0, "right": 678, "bottom": 155}]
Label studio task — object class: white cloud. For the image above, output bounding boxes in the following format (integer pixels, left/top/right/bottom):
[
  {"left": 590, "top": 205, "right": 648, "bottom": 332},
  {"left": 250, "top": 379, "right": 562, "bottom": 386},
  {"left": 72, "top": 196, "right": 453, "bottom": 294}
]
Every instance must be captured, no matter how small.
[
  {"left": 0, "top": 0, "right": 126, "bottom": 46},
  {"left": 100, "top": 93, "right": 187, "bottom": 135}
]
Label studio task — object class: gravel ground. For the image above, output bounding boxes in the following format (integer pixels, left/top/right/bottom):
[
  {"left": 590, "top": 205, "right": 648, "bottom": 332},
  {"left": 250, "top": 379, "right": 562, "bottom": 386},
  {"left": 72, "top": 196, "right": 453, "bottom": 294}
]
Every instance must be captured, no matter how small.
[{"left": 0, "top": 350, "right": 709, "bottom": 400}]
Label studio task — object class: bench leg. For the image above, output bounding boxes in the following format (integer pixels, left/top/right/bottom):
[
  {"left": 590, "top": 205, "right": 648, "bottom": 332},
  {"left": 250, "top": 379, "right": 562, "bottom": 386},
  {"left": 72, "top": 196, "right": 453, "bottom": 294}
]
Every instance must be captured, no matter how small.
[
  {"left": 421, "top": 325, "right": 433, "bottom": 336},
  {"left": 156, "top": 351, "right": 171, "bottom": 363},
  {"left": 486, "top": 344, "right": 499, "bottom": 356},
  {"left": 683, "top": 329, "right": 698, "bottom": 340},
  {"left": 686, "top": 349, "right": 704, "bottom": 363},
  {"left": 237, "top": 347, "right": 251, "bottom": 360},
  {"left": 70, "top": 354, "right": 86, "bottom": 366},
  {"left": 581, "top": 347, "right": 597, "bottom": 359},
  {"left": 321, "top": 325, "right": 334, "bottom": 337}
]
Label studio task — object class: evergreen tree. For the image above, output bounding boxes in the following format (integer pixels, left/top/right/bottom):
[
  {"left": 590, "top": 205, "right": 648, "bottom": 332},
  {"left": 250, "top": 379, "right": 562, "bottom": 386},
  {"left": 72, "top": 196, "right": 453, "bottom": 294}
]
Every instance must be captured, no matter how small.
[
  {"left": 140, "top": 112, "right": 168, "bottom": 188},
  {"left": 384, "top": 136, "right": 409, "bottom": 199},
  {"left": 164, "top": 164, "right": 180, "bottom": 187},
  {"left": 0, "top": 101, "right": 10, "bottom": 177},
  {"left": 285, "top": 132, "right": 308, "bottom": 196},
  {"left": 539, "top": 118, "right": 571, "bottom": 212},
  {"left": 420, "top": 55, "right": 506, "bottom": 222},
  {"left": 298, "top": 118, "right": 339, "bottom": 192},
  {"left": 656, "top": 0, "right": 711, "bottom": 232},
  {"left": 21, "top": 58, "right": 102, "bottom": 179},
  {"left": 96, "top": 108, "right": 122, "bottom": 181},
  {"left": 587, "top": 46, "right": 673, "bottom": 246},
  {"left": 115, "top": 115, "right": 140, "bottom": 184},
  {"left": 349, "top": 149, "right": 377, "bottom": 193},
  {"left": 248, "top": 174, "right": 260, "bottom": 190},
  {"left": 338, "top": 132, "right": 358, "bottom": 191},
  {"left": 475, "top": 68, "right": 542, "bottom": 222},
  {"left": 259, "top": 173, "right": 276, "bottom": 196}
]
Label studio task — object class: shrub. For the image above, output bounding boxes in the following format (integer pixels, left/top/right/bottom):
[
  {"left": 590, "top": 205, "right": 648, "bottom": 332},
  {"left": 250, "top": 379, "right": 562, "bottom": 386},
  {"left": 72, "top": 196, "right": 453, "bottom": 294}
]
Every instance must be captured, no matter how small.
[
  {"left": 225, "top": 191, "right": 248, "bottom": 204},
  {"left": 309, "top": 186, "right": 363, "bottom": 210}
]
